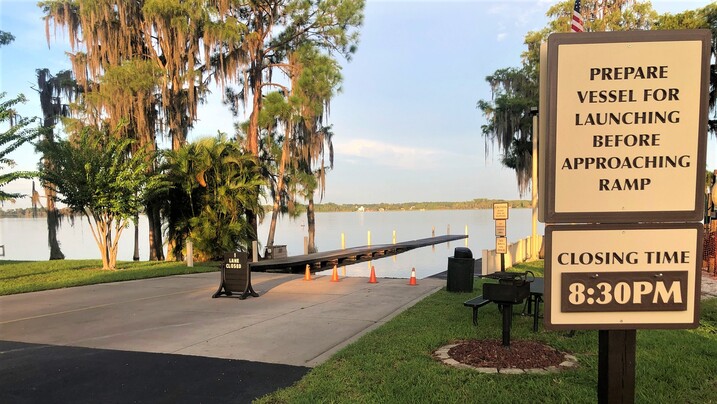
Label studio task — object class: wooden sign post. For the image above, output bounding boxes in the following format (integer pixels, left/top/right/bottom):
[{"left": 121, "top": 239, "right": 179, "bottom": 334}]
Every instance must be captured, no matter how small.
[
  {"left": 493, "top": 203, "right": 509, "bottom": 272},
  {"left": 543, "top": 30, "right": 710, "bottom": 403},
  {"left": 212, "top": 251, "right": 259, "bottom": 299}
]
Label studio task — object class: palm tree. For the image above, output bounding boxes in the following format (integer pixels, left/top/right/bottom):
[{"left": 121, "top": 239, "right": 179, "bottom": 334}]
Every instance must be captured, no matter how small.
[
  {"left": 162, "top": 136, "right": 265, "bottom": 261},
  {"left": 291, "top": 46, "right": 341, "bottom": 252},
  {"left": 300, "top": 126, "right": 334, "bottom": 253},
  {"left": 34, "top": 68, "right": 79, "bottom": 260}
]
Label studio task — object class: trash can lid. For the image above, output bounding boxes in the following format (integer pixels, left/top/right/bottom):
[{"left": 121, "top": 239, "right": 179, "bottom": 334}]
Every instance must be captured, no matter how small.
[{"left": 454, "top": 247, "right": 472, "bottom": 259}]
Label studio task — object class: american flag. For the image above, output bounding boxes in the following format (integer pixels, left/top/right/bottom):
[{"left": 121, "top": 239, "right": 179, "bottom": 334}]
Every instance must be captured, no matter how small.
[{"left": 571, "top": 0, "right": 584, "bottom": 32}]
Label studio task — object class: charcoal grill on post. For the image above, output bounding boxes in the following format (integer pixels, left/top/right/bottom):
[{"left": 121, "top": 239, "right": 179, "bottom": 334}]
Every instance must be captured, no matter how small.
[{"left": 482, "top": 271, "right": 534, "bottom": 346}]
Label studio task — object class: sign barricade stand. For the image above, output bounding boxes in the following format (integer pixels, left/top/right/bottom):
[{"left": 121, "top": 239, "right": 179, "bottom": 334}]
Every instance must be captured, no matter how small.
[{"left": 212, "top": 251, "right": 259, "bottom": 300}]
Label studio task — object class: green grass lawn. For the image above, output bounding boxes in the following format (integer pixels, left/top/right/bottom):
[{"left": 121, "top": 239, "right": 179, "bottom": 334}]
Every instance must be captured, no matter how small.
[
  {"left": 0, "top": 259, "right": 219, "bottom": 295},
  {"left": 257, "top": 262, "right": 717, "bottom": 403}
]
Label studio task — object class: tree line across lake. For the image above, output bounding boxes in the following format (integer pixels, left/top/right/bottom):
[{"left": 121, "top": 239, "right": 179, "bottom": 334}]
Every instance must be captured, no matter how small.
[{"left": 0, "top": 199, "right": 530, "bottom": 218}]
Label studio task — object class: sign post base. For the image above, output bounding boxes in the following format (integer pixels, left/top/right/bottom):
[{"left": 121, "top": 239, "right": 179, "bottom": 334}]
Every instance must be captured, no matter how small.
[{"left": 598, "top": 330, "right": 636, "bottom": 404}]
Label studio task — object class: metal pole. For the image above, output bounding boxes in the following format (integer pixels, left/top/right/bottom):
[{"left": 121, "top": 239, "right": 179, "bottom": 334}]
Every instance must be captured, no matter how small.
[
  {"left": 501, "top": 304, "right": 512, "bottom": 346},
  {"left": 531, "top": 109, "right": 539, "bottom": 260}
]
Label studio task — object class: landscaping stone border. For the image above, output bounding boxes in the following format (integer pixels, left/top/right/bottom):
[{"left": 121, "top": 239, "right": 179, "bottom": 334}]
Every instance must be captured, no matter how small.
[{"left": 432, "top": 343, "right": 578, "bottom": 374}]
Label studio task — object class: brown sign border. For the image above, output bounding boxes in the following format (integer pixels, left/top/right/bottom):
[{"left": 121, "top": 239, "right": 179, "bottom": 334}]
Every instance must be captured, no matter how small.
[
  {"left": 496, "top": 236, "right": 508, "bottom": 254},
  {"left": 544, "top": 30, "right": 710, "bottom": 224},
  {"left": 544, "top": 222, "right": 702, "bottom": 330},
  {"left": 493, "top": 202, "right": 509, "bottom": 220},
  {"left": 495, "top": 219, "right": 507, "bottom": 237}
]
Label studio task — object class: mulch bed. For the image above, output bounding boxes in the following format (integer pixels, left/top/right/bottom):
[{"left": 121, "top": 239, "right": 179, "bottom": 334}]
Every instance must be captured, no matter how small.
[{"left": 448, "top": 339, "right": 566, "bottom": 369}]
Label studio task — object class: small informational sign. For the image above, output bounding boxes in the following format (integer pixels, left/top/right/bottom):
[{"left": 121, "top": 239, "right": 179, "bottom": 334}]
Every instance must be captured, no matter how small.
[
  {"left": 495, "top": 219, "right": 507, "bottom": 237},
  {"left": 496, "top": 237, "right": 508, "bottom": 254},
  {"left": 545, "top": 223, "right": 701, "bottom": 329},
  {"left": 544, "top": 30, "right": 710, "bottom": 223},
  {"left": 493, "top": 202, "right": 509, "bottom": 220},
  {"left": 212, "top": 251, "right": 259, "bottom": 299}
]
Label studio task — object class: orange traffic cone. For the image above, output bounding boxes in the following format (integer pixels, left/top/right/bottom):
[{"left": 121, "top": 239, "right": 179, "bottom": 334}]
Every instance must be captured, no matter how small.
[
  {"left": 368, "top": 265, "right": 378, "bottom": 283},
  {"left": 304, "top": 264, "right": 312, "bottom": 281},
  {"left": 331, "top": 264, "right": 340, "bottom": 282},
  {"left": 408, "top": 267, "right": 418, "bottom": 286}
]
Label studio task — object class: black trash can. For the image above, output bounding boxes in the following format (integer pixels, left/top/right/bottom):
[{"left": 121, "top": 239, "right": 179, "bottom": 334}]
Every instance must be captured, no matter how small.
[{"left": 447, "top": 247, "right": 474, "bottom": 292}]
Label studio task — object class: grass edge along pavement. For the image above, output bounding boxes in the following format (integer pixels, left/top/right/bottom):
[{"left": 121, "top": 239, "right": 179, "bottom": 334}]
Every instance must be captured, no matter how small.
[
  {"left": 0, "top": 259, "right": 219, "bottom": 295},
  {"left": 257, "top": 261, "right": 717, "bottom": 404}
]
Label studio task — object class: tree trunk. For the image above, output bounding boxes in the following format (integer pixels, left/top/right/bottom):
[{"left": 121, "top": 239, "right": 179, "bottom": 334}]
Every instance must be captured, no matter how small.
[
  {"left": 167, "top": 238, "right": 182, "bottom": 262},
  {"left": 266, "top": 127, "right": 291, "bottom": 248},
  {"left": 44, "top": 144, "right": 64, "bottom": 260},
  {"left": 266, "top": 205, "right": 279, "bottom": 249},
  {"left": 246, "top": 210, "right": 258, "bottom": 259},
  {"left": 132, "top": 215, "right": 140, "bottom": 261},
  {"left": 153, "top": 205, "right": 164, "bottom": 261},
  {"left": 47, "top": 193, "right": 64, "bottom": 260},
  {"left": 307, "top": 197, "right": 317, "bottom": 253},
  {"left": 37, "top": 69, "right": 65, "bottom": 260},
  {"left": 147, "top": 202, "right": 164, "bottom": 261},
  {"left": 172, "top": 235, "right": 184, "bottom": 262},
  {"left": 148, "top": 206, "right": 158, "bottom": 261},
  {"left": 105, "top": 229, "right": 112, "bottom": 267},
  {"left": 243, "top": 62, "right": 263, "bottom": 259},
  {"left": 247, "top": 63, "right": 262, "bottom": 156},
  {"left": 97, "top": 224, "right": 110, "bottom": 270}
]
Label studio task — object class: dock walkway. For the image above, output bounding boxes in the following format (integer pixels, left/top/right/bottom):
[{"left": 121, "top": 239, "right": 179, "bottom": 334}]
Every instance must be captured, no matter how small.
[{"left": 250, "top": 234, "right": 467, "bottom": 273}]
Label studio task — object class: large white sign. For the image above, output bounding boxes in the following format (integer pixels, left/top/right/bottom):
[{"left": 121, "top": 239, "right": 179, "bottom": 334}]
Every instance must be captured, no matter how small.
[
  {"left": 545, "top": 223, "right": 701, "bottom": 329},
  {"left": 544, "top": 30, "right": 710, "bottom": 223}
]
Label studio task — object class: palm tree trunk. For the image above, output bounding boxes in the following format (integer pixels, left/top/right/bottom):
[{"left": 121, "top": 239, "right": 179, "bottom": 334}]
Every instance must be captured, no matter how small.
[
  {"left": 147, "top": 202, "right": 164, "bottom": 261},
  {"left": 47, "top": 200, "right": 64, "bottom": 260},
  {"left": 44, "top": 143, "right": 64, "bottom": 260},
  {"left": 37, "top": 69, "right": 66, "bottom": 260}
]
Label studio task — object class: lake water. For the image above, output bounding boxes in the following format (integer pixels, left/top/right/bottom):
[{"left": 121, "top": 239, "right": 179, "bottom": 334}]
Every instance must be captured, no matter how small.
[{"left": 0, "top": 209, "right": 544, "bottom": 279}]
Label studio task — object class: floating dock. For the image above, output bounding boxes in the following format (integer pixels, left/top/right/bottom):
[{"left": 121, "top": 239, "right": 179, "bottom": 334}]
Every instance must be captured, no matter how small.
[{"left": 249, "top": 234, "right": 467, "bottom": 273}]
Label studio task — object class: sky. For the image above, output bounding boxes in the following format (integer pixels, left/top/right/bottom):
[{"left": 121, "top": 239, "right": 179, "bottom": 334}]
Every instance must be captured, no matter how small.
[{"left": 1, "top": 0, "right": 715, "bottom": 208}]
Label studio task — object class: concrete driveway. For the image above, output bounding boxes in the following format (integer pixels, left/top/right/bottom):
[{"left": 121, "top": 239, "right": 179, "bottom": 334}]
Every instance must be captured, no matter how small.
[{"left": 0, "top": 271, "right": 443, "bottom": 403}]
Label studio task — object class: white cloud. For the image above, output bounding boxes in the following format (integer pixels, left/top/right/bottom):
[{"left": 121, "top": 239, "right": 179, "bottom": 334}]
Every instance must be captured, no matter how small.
[
  {"left": 335, "top": 138, "right": 448, "bottom": 170},
  {"left": 497, "top": 33, "right": 508, "bottom": 42}
]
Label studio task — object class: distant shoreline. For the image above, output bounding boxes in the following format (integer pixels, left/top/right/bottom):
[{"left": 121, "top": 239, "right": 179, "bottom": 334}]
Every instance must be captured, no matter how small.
[
  {"left": 0, "top": 198, "right": 530, "bottom": 218},
  {"left": 310, "top": 199, "right": 530, "bottom": 213}
]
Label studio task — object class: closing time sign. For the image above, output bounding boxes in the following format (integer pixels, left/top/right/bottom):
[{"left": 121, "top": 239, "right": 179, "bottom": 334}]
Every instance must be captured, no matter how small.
[
  {"left": 545, "top": 30, "right": 710, "bottom": 223},
  {"left": 545, "top": 223, "right": 702, "bottom": 329}
]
